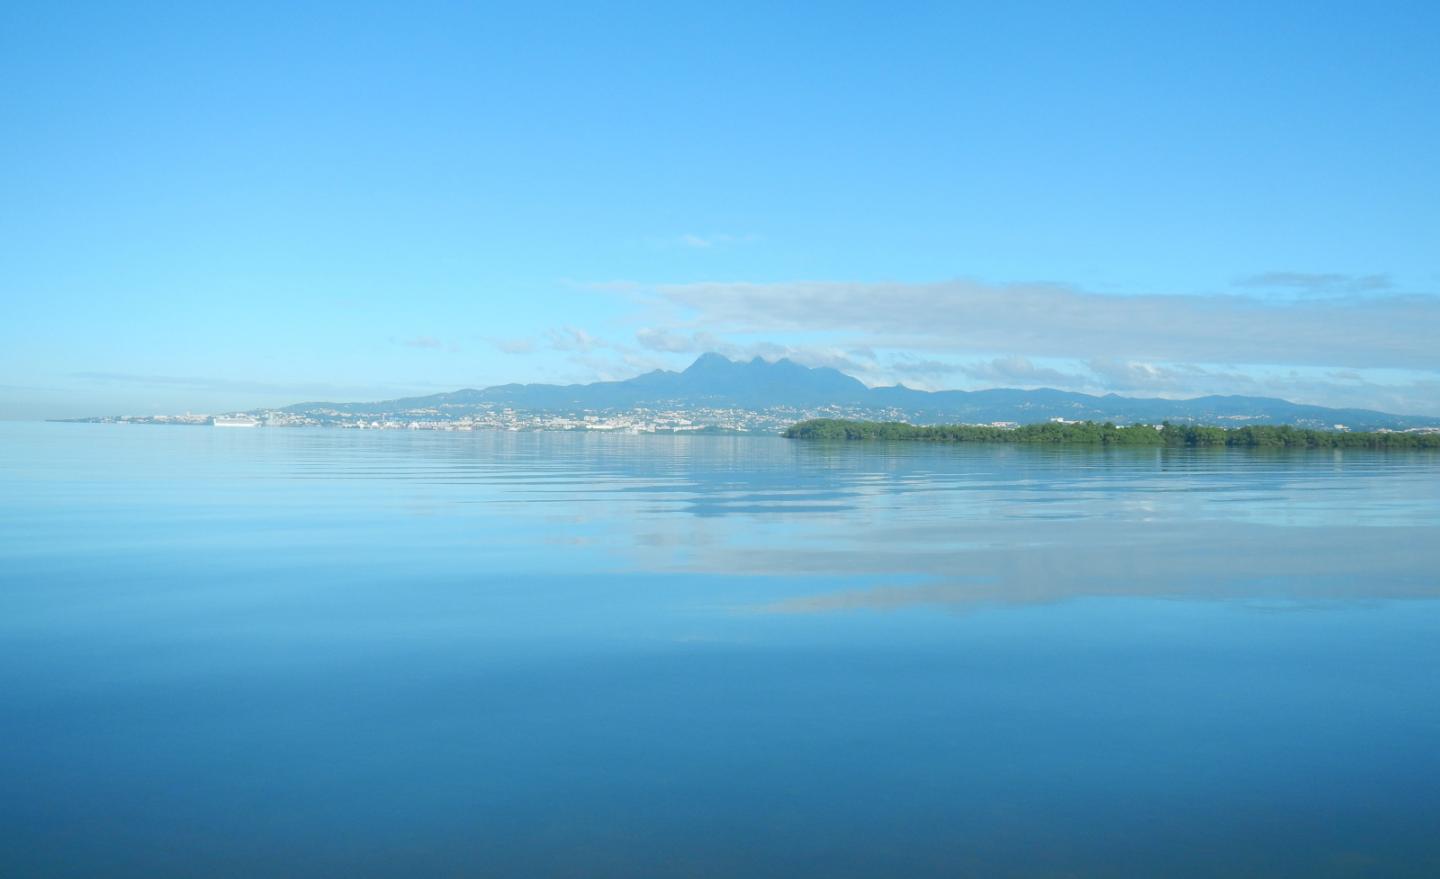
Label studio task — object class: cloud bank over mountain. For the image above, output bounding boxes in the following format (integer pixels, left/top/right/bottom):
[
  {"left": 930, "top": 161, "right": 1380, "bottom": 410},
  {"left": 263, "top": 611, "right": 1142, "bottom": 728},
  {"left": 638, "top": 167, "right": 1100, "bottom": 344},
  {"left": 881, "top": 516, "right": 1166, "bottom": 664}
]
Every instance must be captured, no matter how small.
[
  {"left": 557, "top": 278, "right": 1440, "bottom": 416},
  {"left": 649, "top": 279, "right": 1437, "bottom": 370}
]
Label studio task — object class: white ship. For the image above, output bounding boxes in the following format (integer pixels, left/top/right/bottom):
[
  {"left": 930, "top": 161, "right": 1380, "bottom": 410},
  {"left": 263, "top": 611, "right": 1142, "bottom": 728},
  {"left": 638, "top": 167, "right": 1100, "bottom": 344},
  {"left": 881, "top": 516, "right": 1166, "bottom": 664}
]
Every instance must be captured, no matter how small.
[{"left": 212, "top": 415, "right": 261, "bottom": 428}]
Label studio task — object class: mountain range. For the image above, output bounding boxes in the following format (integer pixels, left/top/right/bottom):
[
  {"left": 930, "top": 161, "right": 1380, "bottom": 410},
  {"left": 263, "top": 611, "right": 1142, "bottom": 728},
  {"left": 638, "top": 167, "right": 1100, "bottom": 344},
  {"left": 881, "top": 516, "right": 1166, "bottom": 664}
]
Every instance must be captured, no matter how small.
[{"left": 282, "top": 353, "right": 1434, "bottom": 431}]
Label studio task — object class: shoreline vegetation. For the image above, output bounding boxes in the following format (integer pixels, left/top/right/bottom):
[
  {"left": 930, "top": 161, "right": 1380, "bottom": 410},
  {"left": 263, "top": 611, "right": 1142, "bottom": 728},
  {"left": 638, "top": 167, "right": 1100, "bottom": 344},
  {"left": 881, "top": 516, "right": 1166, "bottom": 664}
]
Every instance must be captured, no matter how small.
[{"left": 783, "top": 418, "right": 1440, "bottom": 449}]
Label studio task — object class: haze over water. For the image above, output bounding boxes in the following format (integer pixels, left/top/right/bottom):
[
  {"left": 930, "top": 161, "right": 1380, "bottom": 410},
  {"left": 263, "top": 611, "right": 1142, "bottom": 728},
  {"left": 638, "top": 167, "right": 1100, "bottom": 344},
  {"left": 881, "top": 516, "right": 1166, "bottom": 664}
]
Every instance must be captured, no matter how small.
[{"left": 3, "top": 422, "right": 1438, "bottom": 878}]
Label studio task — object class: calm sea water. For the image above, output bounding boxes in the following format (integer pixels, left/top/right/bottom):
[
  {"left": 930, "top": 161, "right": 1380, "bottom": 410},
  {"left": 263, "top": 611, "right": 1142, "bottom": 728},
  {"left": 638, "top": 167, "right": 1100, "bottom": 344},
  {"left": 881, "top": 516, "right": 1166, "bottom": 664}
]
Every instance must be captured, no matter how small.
[{"left": 2, "top": 422, "right": 1438, "bottom": 878}]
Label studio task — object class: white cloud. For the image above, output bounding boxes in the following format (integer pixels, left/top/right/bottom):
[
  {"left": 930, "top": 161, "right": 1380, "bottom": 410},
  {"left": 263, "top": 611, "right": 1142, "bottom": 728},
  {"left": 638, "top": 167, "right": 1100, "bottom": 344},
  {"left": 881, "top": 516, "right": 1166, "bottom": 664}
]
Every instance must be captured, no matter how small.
[
  {"left": 1081, "top": 358, "right": 1254, "bottom": 394},
  {"left": 957, "top": 356, "right": 1087, "bottom": 388},
  {"left": 635, "top": 327, "right": 726, "bottom": 353},
  {"left": 649, "top": 278, "right": 1440, "bottom": 370},
  {"left": 674, "top": 233, "right": 754, "bottom": 249},
  {"left": 68, "top": 371, "right": 430, "bottom": 399},
  {"left": 1234, "top": 271, "right": 1393, "bottom": 294},
  {"left": 491, "top": 338, "right": 536, "bottom": 354},
  {"left": 546, "top": 326, "right": 616, "bottom": 353},
  {"left": 634, "top": 329, "right": 879, "bottom": 379}
]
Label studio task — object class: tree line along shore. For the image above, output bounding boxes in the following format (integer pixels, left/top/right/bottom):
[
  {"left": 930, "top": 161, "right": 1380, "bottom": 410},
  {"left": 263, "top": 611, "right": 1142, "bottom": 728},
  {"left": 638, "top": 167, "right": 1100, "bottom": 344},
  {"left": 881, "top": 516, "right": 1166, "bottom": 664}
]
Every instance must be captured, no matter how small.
[{"left": 783, "top": 418, "right": 1440, "bottom": 449}]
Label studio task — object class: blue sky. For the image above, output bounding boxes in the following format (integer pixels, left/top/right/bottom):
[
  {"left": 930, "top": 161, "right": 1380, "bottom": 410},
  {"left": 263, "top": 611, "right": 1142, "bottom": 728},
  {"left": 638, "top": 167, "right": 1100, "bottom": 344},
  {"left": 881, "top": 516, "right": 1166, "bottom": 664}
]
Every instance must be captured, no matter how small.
[{"left": 3, "top": 1, "right": 1438, "bottom": 418}]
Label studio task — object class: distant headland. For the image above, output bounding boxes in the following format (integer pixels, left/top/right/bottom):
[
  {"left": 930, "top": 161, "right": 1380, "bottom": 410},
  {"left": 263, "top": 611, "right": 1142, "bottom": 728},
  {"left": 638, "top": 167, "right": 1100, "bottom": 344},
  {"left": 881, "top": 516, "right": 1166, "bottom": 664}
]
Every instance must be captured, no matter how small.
[{"left": 59, "top": 353, "right": 1440, "bottom": 434}]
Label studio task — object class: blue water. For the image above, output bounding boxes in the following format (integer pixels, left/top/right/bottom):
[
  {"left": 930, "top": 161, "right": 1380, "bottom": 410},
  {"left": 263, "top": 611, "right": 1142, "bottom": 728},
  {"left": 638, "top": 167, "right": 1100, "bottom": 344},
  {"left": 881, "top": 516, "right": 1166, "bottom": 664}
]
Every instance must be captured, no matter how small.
[{"left": 2, "top": 422, "right": 1438, "bottom": 877}]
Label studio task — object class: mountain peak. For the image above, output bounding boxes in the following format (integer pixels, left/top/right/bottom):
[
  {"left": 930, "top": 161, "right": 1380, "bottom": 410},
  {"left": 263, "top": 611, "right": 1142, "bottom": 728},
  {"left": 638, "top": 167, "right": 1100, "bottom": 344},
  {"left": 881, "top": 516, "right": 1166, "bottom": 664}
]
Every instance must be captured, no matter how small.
[
  {"left": 683, "top": 352, "right": 817, "bottom": 372},
  {"left": 663, "top": 353, "right": 870, "bottom": 404},
  {"left": 682, "top": 352, "right": 735, "bottom": 374}
]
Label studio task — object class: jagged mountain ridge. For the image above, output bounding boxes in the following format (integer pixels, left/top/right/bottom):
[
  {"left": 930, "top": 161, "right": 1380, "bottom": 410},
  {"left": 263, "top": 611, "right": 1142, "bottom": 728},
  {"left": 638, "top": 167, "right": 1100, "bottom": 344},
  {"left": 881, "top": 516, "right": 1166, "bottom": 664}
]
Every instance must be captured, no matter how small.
[
  {"left": 288, "top": 353, "right": 872, "bottom": 412},
  {"left": 282, "top": 353, "right": 1433, "bottom": 431}
]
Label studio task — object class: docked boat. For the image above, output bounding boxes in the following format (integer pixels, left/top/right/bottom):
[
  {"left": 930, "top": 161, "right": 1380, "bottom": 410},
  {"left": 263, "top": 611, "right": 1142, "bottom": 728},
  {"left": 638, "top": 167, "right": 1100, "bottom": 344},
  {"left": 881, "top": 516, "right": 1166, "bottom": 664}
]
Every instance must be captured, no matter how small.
[{"left": 212, "top": 415, "right": 261, "bottom": 427}]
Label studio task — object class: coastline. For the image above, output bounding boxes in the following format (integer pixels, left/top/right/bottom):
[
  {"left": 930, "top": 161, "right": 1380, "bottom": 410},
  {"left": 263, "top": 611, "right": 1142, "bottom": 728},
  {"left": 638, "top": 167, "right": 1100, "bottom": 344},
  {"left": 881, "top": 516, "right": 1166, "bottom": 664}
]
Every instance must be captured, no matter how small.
[{"left": 784, "top": 418, "right": 1440, "bottom": 449}]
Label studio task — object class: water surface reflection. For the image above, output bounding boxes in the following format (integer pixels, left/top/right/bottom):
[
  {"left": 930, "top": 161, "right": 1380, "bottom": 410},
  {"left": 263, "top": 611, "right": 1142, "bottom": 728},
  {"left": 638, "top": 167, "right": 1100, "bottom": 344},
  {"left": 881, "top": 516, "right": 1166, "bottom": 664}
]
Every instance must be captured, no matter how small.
[{"left": 2, "top": 424, "right": 1438, "bottom": 878}]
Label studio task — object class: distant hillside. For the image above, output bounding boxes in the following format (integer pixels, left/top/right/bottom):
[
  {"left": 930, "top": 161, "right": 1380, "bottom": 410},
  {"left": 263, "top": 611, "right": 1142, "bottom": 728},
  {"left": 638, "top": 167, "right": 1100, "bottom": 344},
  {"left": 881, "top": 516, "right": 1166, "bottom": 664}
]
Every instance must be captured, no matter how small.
[
  {"left": 287, "top": 353, "right": 871, "bottom": 413},
  {"left": 282, "top": 353, "right": 1436, "bottom": 431}
]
